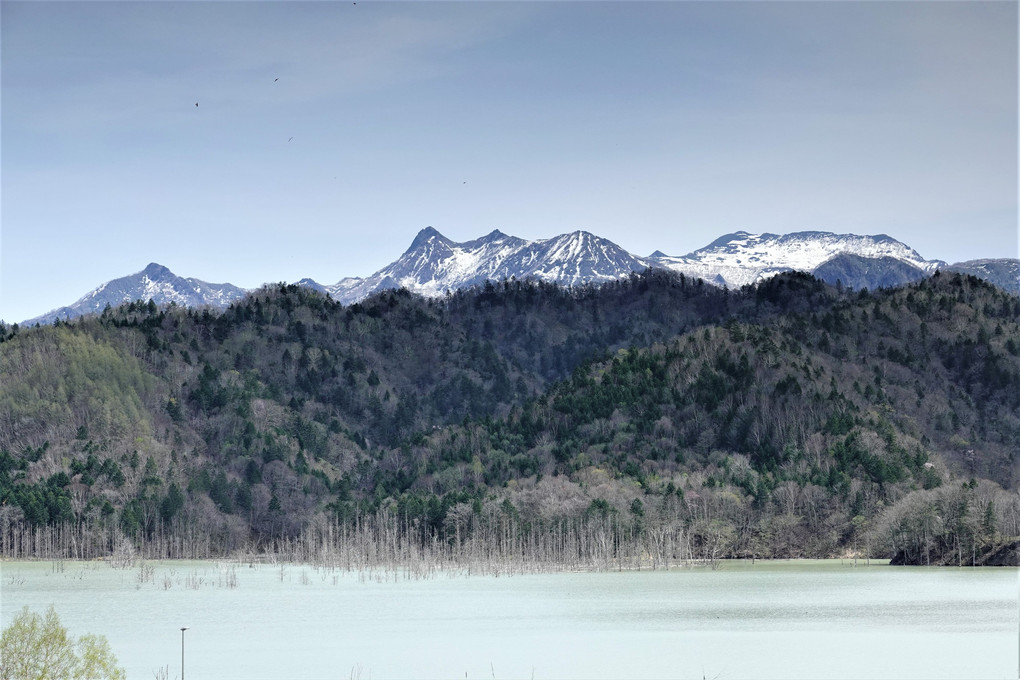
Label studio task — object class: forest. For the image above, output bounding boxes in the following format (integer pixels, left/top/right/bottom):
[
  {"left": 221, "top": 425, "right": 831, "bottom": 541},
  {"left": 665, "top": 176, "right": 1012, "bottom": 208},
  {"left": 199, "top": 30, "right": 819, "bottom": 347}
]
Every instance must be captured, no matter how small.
[{"left": 1, "top": 269, "right": 1018, "bottom": 566}]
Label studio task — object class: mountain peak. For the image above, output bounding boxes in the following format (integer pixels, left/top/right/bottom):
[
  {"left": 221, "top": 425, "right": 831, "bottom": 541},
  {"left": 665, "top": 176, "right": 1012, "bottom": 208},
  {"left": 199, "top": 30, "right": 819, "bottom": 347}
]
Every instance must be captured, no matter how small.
[
  {"left": 701, "top": 231, "right": 756, "bottom": 252},
  {"left": 142, "top": 262, "right": 173, "bottom": 278},
  {"left": 408, "top": 226, "right": 449, "bottom": 251}
]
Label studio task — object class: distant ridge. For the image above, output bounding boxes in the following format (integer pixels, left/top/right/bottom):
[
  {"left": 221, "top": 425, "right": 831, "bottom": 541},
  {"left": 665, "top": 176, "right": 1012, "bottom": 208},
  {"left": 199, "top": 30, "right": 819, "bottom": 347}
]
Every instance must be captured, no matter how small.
[
  {"left": 944, "top": 259, "right": 1019, "bottom": 295},
  {"left": 304, "top": 228, "right": 960, "bottom": 305},
  {"left": 645, "top": 230, "right": 942, "bottom": 288},
  {"left": 25, "top": 263, "right": 248, "bottom": 326},
  {"left": 301, "top": 228, "right": 650, "bottom": 305},
  {"left": 809, "top": 254, "right": 928, "bottom": 290},
  {"left": 18, "top": 229, "right": 1018, "bottom": 324}
]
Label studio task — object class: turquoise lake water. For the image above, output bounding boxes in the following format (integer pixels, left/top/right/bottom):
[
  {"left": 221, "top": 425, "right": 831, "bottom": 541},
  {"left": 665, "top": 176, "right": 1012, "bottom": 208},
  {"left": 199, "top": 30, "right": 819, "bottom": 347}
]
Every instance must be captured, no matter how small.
[{"left": 1, "top": 559, "right": 1016, "bottom": 679}]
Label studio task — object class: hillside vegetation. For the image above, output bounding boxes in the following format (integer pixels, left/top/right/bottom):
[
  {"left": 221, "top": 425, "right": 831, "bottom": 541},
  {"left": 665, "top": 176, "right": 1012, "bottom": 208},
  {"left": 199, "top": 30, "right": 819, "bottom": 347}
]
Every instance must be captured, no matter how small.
[{"left": 0, "top": 270, "right": 1017, "bottom": 565}]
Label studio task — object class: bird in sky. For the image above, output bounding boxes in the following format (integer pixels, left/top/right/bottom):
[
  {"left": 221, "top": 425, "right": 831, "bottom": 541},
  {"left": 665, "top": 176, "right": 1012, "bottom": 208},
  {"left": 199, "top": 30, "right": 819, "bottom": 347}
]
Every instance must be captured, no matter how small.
[
  {"left": 195, "top": 102, "right": 199, "bottom": 107},
  {"left": 288, "top": 137, "right": 294, "bottom": 142},
  {"left": 274, "top": 78, "right": 279, "bottom": 82}
]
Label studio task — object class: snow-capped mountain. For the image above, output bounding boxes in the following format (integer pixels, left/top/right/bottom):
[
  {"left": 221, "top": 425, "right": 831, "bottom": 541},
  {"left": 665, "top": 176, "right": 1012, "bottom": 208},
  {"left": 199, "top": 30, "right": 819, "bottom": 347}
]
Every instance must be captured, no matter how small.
[
  {"left": 304, "top": 227, "right": 653, "bottom": 305},
  {"left": 646, "top": 231, "right": 944, "bottom": 288},
  {"left": 302, "top": 228, "right": 957, "bottom": 305},
  {"left": 25, "top": 263, "right": 248, "bottom": 326},
  {"left": 19, "top": 229, "right": 1015, "bottom": 325}
]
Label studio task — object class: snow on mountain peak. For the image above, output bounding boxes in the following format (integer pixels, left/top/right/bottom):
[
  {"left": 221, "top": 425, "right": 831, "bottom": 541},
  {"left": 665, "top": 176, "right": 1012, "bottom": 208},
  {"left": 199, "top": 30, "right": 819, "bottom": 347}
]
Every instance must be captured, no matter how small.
[
  {"left": 142, "top": 262, "right": 173, "bottom": 278},
  {"left": 650, "top": 230, "right": 942, "bottom": 288},
  {"left": 324, "top": 228, "right": 649, "bottom": 304},
  {"left": 24, "top": 264, "right": 249, "bottom": 325},
  {"left": 28, "top": 227, "right": 1003, "bottom": 325},
  {"left": 318, "top": 227, "right": 961, "bottom": 305},
  {"left": 406, "top": 226, "right": 450, "bottom": 252}
]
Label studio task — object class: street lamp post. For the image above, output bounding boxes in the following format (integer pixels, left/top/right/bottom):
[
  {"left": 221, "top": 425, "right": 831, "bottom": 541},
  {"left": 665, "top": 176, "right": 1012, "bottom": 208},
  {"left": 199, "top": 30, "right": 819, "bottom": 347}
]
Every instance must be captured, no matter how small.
[{"left": 181, "top": 627, "right": 189, "bottom": 680}]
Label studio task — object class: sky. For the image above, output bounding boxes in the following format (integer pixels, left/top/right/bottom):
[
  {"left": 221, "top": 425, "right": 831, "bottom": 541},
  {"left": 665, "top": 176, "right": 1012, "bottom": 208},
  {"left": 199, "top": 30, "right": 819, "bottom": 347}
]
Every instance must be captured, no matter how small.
[{"left": 1, "top": 1, "right": 1017, "bottom": 324}]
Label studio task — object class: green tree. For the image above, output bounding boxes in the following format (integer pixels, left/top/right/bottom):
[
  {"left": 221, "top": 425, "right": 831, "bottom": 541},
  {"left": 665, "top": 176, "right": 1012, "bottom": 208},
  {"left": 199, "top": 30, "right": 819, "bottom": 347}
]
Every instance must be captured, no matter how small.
[
  {"left": 160, "top": 482, "right": 185, "bottom": 523},
  {"left": 0, "top": 605, "right": 126, "bottom": 680}
]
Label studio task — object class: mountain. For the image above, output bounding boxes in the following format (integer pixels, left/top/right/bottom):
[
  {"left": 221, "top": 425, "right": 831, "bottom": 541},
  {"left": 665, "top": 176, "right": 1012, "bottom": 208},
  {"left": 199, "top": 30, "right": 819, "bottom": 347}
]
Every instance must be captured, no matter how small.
[
  {"left": 646, "top": 230, "right": 943, "bottom": 288},
  {"left": 25, "top": 263, "right": 248, "bottom": 326},
  {"left": 945, "top": 259, "right": 1019, "bottom": 295},
  {"left": 811, "top": 253, "right": 929, "bottom": 290},
  {"left": 1, "top": 270, "right": 1017, "bottom": 563},
  {"left": 309, "top": 227, "right": 652, "bottom": 305},
  {"left": 308, "top": 227, "right": 963, "bottom": 305},
  {"left": 18, "top": 229, "right": 1016, "bottom": 325}
]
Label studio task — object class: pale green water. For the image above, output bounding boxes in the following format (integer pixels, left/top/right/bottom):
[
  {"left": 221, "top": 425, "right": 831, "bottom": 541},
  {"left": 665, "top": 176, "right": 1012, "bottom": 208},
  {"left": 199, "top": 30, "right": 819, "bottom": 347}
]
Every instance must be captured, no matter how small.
[{"left": 1, "top": 559, "right": 1016, "bottom": 679}]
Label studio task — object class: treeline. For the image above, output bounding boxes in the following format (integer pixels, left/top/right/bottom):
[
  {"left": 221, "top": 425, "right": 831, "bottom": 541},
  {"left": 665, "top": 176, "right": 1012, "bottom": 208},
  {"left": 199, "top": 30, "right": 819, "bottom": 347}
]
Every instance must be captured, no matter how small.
[{"left": 0, "top": 270, "right": 1017, "bottom": 564}]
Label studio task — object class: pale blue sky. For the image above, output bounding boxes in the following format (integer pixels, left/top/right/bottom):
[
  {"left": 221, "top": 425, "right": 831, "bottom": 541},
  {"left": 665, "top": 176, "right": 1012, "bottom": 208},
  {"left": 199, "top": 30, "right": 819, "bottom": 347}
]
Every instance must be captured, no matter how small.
[{"left": 2, "top": 1, "right": 1017, "bottom": 323}]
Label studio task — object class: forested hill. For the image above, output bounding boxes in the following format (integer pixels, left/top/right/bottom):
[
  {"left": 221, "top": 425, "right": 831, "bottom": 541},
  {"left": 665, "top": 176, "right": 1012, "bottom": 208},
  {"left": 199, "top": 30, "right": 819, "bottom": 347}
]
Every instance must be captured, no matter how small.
[{"left": 1, "top": 270, "right": 1018, "bottom": 563}]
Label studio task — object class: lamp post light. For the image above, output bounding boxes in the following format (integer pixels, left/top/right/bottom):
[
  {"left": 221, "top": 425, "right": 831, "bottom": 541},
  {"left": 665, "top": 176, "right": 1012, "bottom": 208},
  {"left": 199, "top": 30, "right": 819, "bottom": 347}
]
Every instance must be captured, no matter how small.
[{"left": 180, "top": 627, "right": 189, "bottom": 680}]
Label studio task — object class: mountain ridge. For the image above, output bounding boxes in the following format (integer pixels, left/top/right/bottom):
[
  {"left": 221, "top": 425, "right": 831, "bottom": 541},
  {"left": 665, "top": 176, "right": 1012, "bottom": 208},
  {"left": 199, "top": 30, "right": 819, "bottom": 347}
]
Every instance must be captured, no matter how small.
[
  {"left": 19, "top": 228, "right": 1018, "bottom": 324},
  {"left": 2, "top": 269, "right": 1017, "bottom": 562},
  {"left": 647, "top": 230, "right": 943, "bottom": 289},
  {"left": 25, "top": 263, "right": 248, "bottom": 326}
]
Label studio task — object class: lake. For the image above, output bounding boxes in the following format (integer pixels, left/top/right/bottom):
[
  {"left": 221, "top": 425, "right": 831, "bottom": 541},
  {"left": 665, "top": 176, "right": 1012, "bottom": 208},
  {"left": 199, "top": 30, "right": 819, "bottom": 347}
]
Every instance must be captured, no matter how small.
[{"left": 1, "top": 559, "right": 1016, "bottom": 679}]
